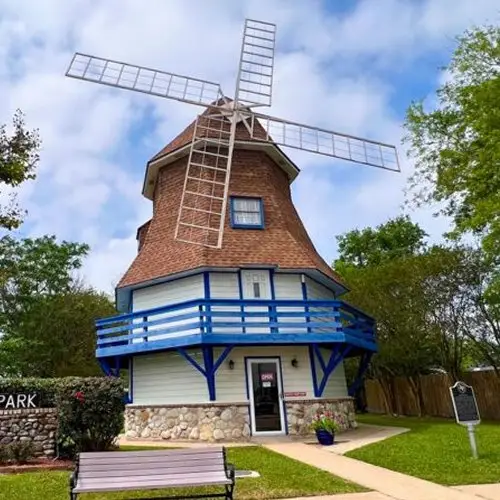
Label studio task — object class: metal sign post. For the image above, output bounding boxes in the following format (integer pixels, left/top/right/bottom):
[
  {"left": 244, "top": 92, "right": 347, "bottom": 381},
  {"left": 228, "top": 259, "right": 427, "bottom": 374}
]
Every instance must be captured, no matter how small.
[{"left": 449, "top": 381, "right": 480, "bottom": 459}]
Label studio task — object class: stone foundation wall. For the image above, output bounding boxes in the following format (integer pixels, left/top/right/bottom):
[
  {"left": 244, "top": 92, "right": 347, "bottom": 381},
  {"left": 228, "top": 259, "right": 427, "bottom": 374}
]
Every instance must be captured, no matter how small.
[
  {"left": 125, "top": 403, "right": 251, "bottom": 442},
  {"left": 286, "top": 398, "right": 356, "bottom": 435},
  {"left": 0, "top": 408, "right": 58, "bottom": 457}
]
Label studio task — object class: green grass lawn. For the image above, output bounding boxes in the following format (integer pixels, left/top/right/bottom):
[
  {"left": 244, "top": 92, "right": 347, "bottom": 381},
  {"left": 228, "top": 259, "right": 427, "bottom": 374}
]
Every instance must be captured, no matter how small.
[
  {"left": 0, "top": 446, "right": 364, "bottom": 500},
  {"left": 347, "top": 414, "right": 500, "bottom": 485}
]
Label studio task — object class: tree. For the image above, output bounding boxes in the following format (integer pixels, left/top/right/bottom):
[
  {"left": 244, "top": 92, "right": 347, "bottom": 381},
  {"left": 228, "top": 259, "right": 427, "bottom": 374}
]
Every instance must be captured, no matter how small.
[
  {"left": 404, "top": 25, "right": 500, "bottom": 292},
  {"left": 0, "top": 284, "right": 116, "bottom": 377},
  {"left": 0, "top": 236, "right": 115, "bottom": 377},
  {"left": 0, "top": 110, "right": 40, "bottom": 230},
  {"left": 335, "top": 215, "right": 428, "bottom": 271}
]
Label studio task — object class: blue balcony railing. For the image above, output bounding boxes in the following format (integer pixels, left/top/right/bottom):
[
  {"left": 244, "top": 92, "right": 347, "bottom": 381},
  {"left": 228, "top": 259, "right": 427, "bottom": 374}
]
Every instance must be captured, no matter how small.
[{"left": 95, "top": 299, "right": 376, "bottom": 358}]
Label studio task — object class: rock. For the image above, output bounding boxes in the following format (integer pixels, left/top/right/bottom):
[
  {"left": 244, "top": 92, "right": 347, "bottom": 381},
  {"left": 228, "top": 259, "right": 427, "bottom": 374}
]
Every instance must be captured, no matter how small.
[
  {"left": 213, "top": 429, "right": 224, "bottom": 441},
  {"left": 161, "top": 430, "right": 171, "bottom": 439},
  {"left": 126, "top": 430, "right": 138, "bottom": 438},
  {"left": 140, "top": 428, "right": 151, "bottom": 439},
  {"left": 220, "top": 409, "right": 232, "bottom": 421},
  {"left": 189, "top": 428, "right": 200, "bottom": 440},
  {"left": 232, "top": 428, "right": 242, "bottom": 439}
]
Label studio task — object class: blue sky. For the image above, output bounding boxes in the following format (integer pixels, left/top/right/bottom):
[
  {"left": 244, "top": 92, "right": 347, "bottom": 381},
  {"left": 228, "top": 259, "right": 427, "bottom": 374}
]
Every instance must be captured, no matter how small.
[{"left": 1, "top": 0, "right": 499, "bottom": 293}]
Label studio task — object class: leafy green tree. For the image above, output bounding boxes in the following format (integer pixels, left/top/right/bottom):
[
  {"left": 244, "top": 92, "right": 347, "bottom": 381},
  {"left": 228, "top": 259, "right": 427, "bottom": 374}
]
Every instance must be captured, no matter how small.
[
  {"left": 404, "top": 25, "right": 500, "bottom": 292},
  {"left": 0, "top": 285, "right": 115, "bottom": 377},
  {"left": 0, "top": 110, "right": 40, "bottom": 230},
  {"left": 335, "top": 215, "right": 428, "bottom": 271},
  {"left": 0, "top": 236, "right": 115, "bottom": 377}
]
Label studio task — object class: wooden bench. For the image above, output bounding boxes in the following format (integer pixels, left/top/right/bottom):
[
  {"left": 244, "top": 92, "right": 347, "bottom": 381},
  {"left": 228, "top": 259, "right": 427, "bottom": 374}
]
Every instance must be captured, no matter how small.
[{"left": 69, "top": 447, "right": 235, "bottom": 499}]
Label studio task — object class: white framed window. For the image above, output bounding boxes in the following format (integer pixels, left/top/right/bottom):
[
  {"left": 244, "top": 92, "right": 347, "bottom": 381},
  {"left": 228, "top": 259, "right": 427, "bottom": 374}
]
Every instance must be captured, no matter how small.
[{"left": 230, "top": 197, "right": 264, "bottom": 229}]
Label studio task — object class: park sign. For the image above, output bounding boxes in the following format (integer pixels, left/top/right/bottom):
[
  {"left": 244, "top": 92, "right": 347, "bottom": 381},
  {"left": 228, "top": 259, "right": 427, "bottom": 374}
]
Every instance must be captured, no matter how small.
[
  {"left": 449, "top": 381, "right": 480, "bottom": 458},
  {"left": 0, "top": 393, "right": 40, "bottom": 410}
]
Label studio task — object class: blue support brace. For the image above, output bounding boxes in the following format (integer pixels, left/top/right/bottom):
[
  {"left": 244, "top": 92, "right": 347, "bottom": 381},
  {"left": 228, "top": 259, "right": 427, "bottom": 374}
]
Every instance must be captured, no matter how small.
[
  {"left": 98, "top": 358, "right": 120, "bottom": 377},
  {"left": 348, "top": 351, "right": 373, "bottom": 397},
  {"left": 309, "top": 344, "right": 352, "bottom": 397},
  {"left": 177, "top": 345, "right": 234, "bottom": 401}
]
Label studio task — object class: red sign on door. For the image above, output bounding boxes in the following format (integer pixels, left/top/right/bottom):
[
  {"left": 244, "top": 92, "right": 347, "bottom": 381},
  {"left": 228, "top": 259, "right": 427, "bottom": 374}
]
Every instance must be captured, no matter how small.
[{"left": 261, "top": 373, "right": 274, "bottom": 382}]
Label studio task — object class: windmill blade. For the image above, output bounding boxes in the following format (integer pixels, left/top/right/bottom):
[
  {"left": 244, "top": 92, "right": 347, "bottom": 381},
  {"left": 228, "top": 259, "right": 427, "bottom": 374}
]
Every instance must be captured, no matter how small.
[
  {"left": 234, "top": 19, "right": 276, "bottom": 108},
  {"left": 249, "top": 112, "right": 400, "bottom": 172},
  {"left": 66, "top": 53, "right": 226, "bottom": 108}
]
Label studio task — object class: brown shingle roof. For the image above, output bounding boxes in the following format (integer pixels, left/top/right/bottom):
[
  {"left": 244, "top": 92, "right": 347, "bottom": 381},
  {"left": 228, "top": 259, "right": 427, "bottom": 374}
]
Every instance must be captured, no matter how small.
[{"left": 118, "top": 139, "right": 344, "bottom": 289}]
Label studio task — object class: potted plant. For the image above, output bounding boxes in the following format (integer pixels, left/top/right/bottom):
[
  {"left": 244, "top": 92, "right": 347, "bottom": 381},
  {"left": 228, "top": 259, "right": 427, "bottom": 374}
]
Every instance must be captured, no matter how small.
[{"left": 311, "top": 411, "right": 339, "bottom": 445}]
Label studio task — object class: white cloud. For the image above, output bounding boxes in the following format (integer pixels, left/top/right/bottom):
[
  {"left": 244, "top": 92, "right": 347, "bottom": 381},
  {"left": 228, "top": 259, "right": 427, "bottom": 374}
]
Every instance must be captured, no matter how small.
[{"left": 0, "top": 0, "right": 497, "bottom": 296}]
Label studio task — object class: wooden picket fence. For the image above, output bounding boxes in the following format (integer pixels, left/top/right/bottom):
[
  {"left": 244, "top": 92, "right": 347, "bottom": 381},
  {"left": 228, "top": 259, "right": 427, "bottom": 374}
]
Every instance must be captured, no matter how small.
[{"left": 365, "top": 371, "right": 500, "bottom": 420}]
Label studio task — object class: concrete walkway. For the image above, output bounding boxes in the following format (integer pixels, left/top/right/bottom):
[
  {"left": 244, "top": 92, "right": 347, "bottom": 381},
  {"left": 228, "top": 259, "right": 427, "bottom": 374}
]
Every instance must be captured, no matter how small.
[{"left": 264, "top": 442, "right": 488, "bottom": 500}]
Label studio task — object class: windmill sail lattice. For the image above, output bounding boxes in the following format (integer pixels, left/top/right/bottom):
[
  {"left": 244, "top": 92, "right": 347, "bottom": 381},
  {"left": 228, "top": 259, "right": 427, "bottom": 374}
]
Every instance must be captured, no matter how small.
[
  {"left": 66, "top": 53, "right": 225, "bottom": 107},
  {"left": 235, "top": 19, "right": 276, "bottom": 107},
  {"left": 65, "top": 17, "right": 400, "bottom": 249}
]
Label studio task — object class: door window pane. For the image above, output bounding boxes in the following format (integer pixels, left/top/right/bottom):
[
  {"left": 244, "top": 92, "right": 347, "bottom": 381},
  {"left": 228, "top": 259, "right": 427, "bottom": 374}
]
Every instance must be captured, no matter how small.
[{"left": 251, "top": 361, "right": 282, "bottom": 432}]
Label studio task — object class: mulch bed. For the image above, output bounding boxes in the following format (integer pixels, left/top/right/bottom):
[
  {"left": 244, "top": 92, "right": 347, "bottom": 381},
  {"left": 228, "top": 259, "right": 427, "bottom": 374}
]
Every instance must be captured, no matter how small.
[{"left": 0, "top": 458, "right": 74, "bottom": 474}]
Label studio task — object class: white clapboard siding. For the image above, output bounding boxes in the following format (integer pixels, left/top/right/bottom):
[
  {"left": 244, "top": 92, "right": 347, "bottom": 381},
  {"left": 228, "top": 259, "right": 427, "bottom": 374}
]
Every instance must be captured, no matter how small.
[
  {"left": 214, "top": 346, "right": 347, "bottom": 402},
  {"left": 273, "top": 274, "right": 306, "bottom": 333},
  {"left": 305, "top": 277, "right": 337, "bottom": 333},
  {"left": 209, "top": 272, "right": 242, "bottom": 334},
  {"left": 132, "top": 352, "right": 208, "bottom": 405},
  {"left": 317, "top": 347, "right": 348, "bottom": 399},
  {"left": 241, "top": 270, "right": 271, "bottom": 334},
  {"left": 132, "top": 275, "right": 204, "bottom": 343}
]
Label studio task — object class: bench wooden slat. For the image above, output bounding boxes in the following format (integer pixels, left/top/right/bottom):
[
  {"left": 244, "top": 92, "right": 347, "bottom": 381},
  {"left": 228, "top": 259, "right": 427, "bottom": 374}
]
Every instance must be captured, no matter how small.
[
  {"left": 80, "top": 460, "right": 224, "bottom": 473},
  {"left": 74, "top": 475, "right": 232, "bottom": 493},
  {"left": 80, "top": 464, "right": 226, "bottom": 478},
  {"left": 79, "top": 454, "right": 224, "bottom": 466},
  {"left": 80, "top": 448, "right": 221, "bottom": 458},
  {"left": 79, "top": 471, "right": 229, "bottom": 485}
]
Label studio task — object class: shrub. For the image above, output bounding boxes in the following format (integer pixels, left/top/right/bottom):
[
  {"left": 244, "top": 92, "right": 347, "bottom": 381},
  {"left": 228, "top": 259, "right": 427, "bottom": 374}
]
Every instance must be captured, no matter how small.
[
  {"left": 0, "top": 444, "right": 10, "bottom": 465},
  {"left": 0, "top": 376, "right": 125, "bottom": 457},
  {"left": 0, "top": 442, "right": 35, "bottom": 465},
  {"left": 7, "top": 442, "right": 35, "bottom": 464},
  {"left": 56, "top": 377, "right": 125, "bottom": 454}
]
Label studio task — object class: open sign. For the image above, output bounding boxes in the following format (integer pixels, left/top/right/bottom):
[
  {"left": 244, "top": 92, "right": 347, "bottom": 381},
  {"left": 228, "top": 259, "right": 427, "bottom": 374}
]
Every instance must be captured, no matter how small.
[{"left": 260, "top": 373, "right": 274, "bottom": 382}]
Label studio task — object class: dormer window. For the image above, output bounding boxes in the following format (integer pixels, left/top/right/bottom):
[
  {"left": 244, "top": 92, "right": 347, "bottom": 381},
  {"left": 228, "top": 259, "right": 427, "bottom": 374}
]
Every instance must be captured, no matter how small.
[{"left": 230, "top": 197, "right": 264, "bottom": 229}]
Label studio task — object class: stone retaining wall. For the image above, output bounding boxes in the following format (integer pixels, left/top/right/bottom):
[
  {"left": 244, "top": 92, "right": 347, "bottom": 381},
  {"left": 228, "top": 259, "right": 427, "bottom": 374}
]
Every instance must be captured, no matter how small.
[
  {"left": 0, "top": 408, "right": 58, "bottom": 457},
  {"left": 286, "top": 398, "right": 356, "bottom": 435},
  {"left": 125, "top": 398, "right": 356, "bottom": 441},
  {"left": 125, "top": 403, "right": 251, "bottom": 442}
]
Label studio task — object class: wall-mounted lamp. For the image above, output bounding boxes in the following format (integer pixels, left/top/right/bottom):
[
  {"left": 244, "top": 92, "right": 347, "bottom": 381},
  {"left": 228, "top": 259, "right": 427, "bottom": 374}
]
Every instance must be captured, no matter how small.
[
  {"left": 228, "top": 360, "right": 235, "bottom": 370},
  {"left": 291, "top": 358, "right": 298, "bottom": 368}
]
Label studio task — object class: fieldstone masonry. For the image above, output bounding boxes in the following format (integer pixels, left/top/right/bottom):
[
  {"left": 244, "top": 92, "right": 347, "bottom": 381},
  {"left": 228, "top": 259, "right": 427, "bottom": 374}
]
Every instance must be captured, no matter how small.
[
  {"left": 125, "top": 398, "right": 356, "bottom": 442},
  {"left": 0, "top": 408, "right": 57, "bottom": 457},
  {"left": 125, "top": 403, "right": 251, "bottom": 442},
  {"left": 286, "top": 398, "right": 357, "bottom": 435}
]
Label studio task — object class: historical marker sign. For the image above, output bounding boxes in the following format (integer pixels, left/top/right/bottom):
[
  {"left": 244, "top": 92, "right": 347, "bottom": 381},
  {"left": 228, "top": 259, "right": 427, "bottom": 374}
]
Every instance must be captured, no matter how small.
[
  {"left": 450, "top": 381, "right": 480, "bottom": 425},
  {"left": 449, "top": 381, "right": 480, "bottom": 458}
]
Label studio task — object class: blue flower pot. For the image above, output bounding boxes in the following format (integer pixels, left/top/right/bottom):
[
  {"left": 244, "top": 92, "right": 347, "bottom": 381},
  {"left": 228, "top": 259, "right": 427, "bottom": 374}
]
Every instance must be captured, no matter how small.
[{"left": 315, "top": 429, "right": 334, "bottom": 446}]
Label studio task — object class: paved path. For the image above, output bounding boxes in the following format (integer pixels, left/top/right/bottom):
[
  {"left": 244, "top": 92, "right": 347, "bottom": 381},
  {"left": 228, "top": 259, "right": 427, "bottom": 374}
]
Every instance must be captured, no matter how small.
[
  {"left": 455, "top": 485, "right": 500, "bottom": 500},
  {"left": 265, "top": 442, "right": 487, "bottom": 500}
]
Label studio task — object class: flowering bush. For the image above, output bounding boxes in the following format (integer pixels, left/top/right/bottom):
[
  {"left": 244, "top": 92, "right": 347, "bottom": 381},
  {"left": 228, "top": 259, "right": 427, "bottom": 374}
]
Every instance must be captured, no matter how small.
[
  {"left": 0, "top": 377, "right": 125, "bottom": 458},
  {"left": 310, "top": 410, "right": 339, "bottom": 434}
]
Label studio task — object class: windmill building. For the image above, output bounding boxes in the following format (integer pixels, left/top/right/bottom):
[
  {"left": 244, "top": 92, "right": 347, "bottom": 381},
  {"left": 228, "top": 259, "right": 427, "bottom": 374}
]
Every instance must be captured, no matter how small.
[{"left": 68, "top": 19, "right": 399, "bottom": 441}]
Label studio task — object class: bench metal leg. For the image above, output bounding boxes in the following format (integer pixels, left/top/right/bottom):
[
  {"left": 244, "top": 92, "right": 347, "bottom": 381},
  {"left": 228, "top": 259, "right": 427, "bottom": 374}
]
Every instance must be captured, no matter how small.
[{"left": 225, "top": 483, "right": 234, "bottom": 500}]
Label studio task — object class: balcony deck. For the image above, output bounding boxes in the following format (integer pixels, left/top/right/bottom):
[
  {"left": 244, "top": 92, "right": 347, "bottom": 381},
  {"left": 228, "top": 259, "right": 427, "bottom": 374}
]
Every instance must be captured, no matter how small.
[{"left": 95, "top": 298, "right": 376, "bottom": 359}]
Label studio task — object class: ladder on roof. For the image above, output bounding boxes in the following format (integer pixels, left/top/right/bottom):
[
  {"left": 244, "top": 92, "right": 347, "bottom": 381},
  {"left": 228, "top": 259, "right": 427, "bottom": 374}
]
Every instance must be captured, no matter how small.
[{"left": 175, "top": 112, "right": 237, "bottom": 248}]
